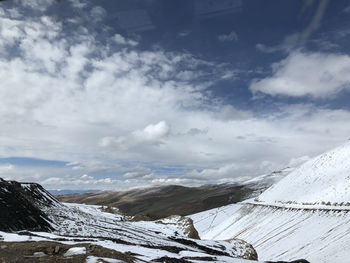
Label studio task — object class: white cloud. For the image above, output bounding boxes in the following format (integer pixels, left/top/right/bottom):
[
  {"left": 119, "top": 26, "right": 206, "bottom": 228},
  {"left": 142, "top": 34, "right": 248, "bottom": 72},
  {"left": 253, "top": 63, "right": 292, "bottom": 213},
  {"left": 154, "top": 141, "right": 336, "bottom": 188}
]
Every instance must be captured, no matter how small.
[
  {"left": 66, "top": 161, "right": 79, "bottom": 166},
  {"left": 14, "top": 0, "right": 54, "bottom": 12},
  {"left": 287, "top": 156, "right": 310, "bottom": 168},
  {"left": 68, "top": 0, "right": 87, "bottom": 9},
  {"left": 40, "top": 175, "right": 122, "bottom": 189},
  {"left": 256, "top": 43, "right": 284, "bottom": 54},
  {"left": 90, "top": 6, "right": 106, "bottom": 22},
  {"left": 113, "top": 34, "right": 138, "bottom": 46},
  {"left": 214, "top": 105, "right": 252, "bottom": 121},
  {"left": 122, "top": 166, "right": 153, "bottom": 179},
  {"left": 178, "top": 30, "right": 191, "bottom": 37},
  {"left": 135, "top": 121, "right": 170, "bottom": 142},
  {"left": 100, "top": 121, "right": 170, "bottom": 150},
  {"left": 250, "top": 51, "right": 350, "bottom": 98},
  {"left": 0, "top": 164, "right": 15, "bottom": 173},
  {"left": 218, "top": 31, "right": 238, "bottom": 42}
]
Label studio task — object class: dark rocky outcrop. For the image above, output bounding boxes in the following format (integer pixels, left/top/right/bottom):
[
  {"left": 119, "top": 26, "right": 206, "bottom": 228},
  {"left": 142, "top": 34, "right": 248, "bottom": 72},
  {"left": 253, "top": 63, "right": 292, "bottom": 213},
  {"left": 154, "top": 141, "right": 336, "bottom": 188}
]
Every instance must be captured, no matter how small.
[{"left": 0, "top": 178, "right": 58, "bottom": 232}]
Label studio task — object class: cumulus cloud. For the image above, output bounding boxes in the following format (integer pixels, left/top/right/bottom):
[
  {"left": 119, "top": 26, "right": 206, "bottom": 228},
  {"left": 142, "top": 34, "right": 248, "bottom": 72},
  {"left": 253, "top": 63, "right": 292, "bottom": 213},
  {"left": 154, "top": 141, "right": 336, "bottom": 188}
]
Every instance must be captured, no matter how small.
[
  {"left": 14, "top": 0, "right": 54, "bottom": 12},
  {"left": 68, "top": 0, "right": 87, "bottom": 9},
  {"left": 90, "top": 6, "right": 106, "bottom": 22},
  {"left": 113, "top": 34, "right": 138, "bottom": 46},
  {"left": 250, "top": 51, "right": 350, "bottom": 98},
  {"left": 218, "top": 31, "right": 238, "bottom": 42},
  {"left": 100, "top": 121, "right": 170, "bottom": 150}
]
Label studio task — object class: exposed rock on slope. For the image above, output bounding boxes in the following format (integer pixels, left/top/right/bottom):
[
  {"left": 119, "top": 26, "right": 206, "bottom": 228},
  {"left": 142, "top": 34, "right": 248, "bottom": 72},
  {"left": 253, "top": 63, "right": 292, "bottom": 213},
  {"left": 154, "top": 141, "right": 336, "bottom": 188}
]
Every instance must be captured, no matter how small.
[
  {"left": 156, "top": 215, "right": 200, "bottom": 239},
  {"left": 0, "top": 178, "right": 56, "bottom": 232},
  {"left": 225, "top": 238, "right": 258, "bottom": 260}
]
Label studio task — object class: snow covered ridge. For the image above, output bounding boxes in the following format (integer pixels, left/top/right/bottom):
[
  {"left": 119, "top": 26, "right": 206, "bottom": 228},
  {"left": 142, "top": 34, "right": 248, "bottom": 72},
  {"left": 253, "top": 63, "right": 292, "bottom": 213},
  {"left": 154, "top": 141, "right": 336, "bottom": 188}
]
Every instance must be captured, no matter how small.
[
  {"left": 20, "top": 182, "right": 62, "bottom": 208},
  {"left": 258, "top": 141, "right": 350, "bottom": 205}
]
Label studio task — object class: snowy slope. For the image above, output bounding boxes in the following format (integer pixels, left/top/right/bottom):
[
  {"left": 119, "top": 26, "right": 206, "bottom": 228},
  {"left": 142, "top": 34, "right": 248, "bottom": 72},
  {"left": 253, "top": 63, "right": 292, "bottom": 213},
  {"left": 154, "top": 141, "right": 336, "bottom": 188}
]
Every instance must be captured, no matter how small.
[
  {"left": 191, "top": 203, "right": 350, "bottom": 263},
  {"left": 243, "top": 167, "right": 294, "bottom": 188},
  {"left": 190, "top": 141, "right": 350, "bottom": 263},
  {"left": 190, "top": 203, "right": 243, "bottom": 238},
  {"left": 259, "top": 141, "right": 350, "bottom": 205},
  {"left": 241, "top": 167, "right": 294, "bottom": 198}
]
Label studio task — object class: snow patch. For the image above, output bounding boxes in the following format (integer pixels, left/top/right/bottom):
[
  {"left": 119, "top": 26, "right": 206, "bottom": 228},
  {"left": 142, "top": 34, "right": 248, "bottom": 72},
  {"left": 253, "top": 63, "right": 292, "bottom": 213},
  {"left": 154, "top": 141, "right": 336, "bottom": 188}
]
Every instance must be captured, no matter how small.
[
  {"left": 63, "top": 247, "right": 86, "bottom": 256},
  {"left": 86, "top": 256, "right": 125, "bottom": 263}
]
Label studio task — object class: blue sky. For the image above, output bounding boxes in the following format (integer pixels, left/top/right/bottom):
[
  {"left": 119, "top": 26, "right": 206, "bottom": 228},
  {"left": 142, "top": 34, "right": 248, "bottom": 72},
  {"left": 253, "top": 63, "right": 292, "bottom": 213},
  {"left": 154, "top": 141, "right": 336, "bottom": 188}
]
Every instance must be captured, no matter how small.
[{"left": 1, "top": 0, "right": 350, "bottom": 190}]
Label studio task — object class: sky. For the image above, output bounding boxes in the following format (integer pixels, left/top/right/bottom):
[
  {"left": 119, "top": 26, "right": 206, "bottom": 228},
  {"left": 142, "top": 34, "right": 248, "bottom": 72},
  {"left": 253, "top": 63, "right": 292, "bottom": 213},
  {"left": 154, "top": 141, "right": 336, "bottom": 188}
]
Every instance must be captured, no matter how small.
[{"left": 1, "top": 0, "right": 350, "bottom": 190}]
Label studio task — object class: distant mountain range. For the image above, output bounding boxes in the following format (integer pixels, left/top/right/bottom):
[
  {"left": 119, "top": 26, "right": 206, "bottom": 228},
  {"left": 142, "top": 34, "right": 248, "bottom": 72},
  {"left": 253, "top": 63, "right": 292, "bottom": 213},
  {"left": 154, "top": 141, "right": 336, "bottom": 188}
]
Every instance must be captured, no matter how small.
[
  {"left": 57, "top": 167, "right": 292, "bottom": 220},
  {"left": 48, "top": 189, "right": 100, "bottom": 196}
]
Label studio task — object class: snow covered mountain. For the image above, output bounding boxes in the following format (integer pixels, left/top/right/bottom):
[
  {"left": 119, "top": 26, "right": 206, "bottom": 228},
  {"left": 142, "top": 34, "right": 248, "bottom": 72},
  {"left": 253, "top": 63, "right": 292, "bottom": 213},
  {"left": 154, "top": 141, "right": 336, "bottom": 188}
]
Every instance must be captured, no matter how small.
[
  {"left": 258, "top": 140, "right": 350, "bottom": 205},
  {"left": 191, "top": 141, "right": 350, "bottom": 263}
]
